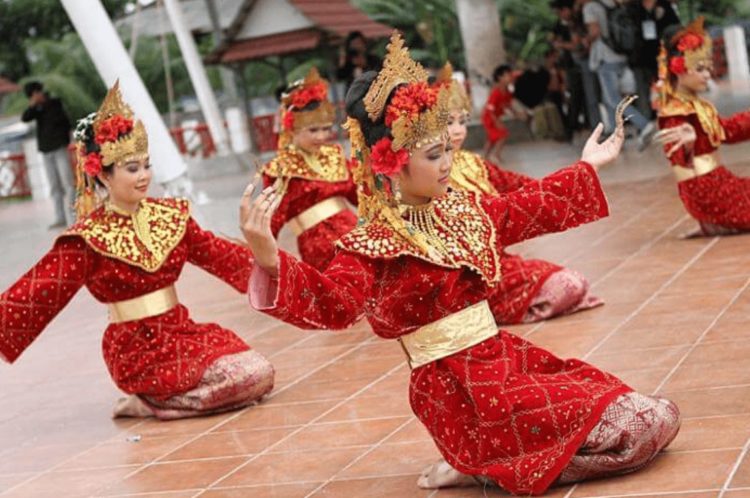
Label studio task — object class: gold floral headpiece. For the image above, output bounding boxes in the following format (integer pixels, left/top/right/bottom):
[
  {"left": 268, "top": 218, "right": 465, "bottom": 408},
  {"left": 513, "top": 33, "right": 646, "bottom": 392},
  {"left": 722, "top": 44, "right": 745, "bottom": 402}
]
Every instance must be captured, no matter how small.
[
  {"left": 436, "top": 62, "right": 472, "bottom": 114},
  {"left": 92, "top": 81, "right": 149, "bottom": 167},
  {"left": 659, "top": 17, "right": 712, "bottom": 80},
  {"left": 364, "top": 31, "right": 450, "bottom": 176},
  {"left": 72, "top": 80, "right": 149, "bottom": 220},
  {"left": 345, "top": 32, "right": 452, "bottom": 259},
  {"left": 281, "top": 67, "right": 335, "bottom": 130}
]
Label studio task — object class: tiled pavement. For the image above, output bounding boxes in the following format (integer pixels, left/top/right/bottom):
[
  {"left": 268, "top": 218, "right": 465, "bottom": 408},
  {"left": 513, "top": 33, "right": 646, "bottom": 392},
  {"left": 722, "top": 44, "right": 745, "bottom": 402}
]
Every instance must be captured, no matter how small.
[{"left": 2, "top": 86, "right": 750, "bottom": 497}]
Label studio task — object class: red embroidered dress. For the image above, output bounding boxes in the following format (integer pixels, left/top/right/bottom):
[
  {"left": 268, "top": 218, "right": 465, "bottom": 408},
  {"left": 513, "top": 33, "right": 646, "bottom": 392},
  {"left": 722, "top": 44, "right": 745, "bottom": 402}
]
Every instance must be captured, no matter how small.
[
  {"left": 658, "top": 95, "right": 750, "bottom": 231},
  {"left": 263, "top": 144, "right": 358, "bottom": 270},
  {"left": 0, "top": 198, "right": 252, "bottom": 400},
  {"left": 252, "top": 163, "right": 631, "bottom": 495},
  {"left": 482, "top": 87, "right": 513, "bottom": 144},
  {"left": 450, "top": 149, "right": 566, "bottom": 324}
]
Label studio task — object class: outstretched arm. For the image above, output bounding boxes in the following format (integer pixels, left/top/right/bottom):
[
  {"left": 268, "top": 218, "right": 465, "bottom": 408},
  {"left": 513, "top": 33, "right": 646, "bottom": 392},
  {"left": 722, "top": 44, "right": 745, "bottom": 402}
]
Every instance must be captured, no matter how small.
[
  {"left": 185, "top": 217, "right": 255, "bottom": 293},
  {"left": 0, "top": 236, "right": 92, "bottom": 363},
  {"left": 240, "top": 181, "right": 369, "bottom": 331},
  {"left": 483, "top": 123, "right": 620, "bottom": 247},
  {"left": 721, "top": 110, "right": 750, "bottom": 144}
]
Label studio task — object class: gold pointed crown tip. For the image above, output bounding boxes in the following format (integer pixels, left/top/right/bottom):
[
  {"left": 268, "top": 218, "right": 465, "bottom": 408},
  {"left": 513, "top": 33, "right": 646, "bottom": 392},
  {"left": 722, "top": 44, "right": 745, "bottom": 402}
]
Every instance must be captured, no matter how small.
[{"left": 437, "top": 62, "right": 454, "bottom": 83}]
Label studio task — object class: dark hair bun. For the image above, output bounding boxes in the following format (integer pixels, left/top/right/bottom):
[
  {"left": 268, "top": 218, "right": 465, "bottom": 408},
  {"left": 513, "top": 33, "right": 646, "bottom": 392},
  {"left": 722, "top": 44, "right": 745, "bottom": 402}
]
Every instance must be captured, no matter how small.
[{"left": 345, "top": 71, "right": 391, "bottom": 147}]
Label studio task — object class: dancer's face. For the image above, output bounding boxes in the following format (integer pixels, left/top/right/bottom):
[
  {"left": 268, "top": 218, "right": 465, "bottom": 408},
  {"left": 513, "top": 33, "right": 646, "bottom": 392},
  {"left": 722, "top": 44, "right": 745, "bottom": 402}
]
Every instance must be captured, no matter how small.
[
  {"left": 677, "top": 60, "right": 712, "bottom": 93},
  {"left": 447, "top": 110, "right": 468, "bottom": 150},
  {"left": 293, "top": 124, "right": 333, "bottom": 154},
  {"left": 99, "top": 157, "right": 152, "bottom": 206},
  {"left": 396, "top": 136, "right": 453, "bottom": 204}
]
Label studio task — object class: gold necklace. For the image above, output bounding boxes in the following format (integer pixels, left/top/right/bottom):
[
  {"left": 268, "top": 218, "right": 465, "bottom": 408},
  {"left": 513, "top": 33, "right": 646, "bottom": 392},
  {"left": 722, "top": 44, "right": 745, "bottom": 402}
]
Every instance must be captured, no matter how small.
[
  {"left": 403, "top": 202, "right": 452, "bottom": 260},
  {"left": 107, "top": 200, "right": 155, "bottom": 253}
]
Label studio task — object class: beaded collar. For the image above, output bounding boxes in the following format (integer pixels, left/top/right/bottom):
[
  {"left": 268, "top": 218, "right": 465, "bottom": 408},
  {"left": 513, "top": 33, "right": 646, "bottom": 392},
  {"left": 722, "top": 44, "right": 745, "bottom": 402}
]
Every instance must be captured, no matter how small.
[
  {"left": 449, "top": 149, "right": 498, "bottom": 196},
  {"left": 264, "top": 144, "right": 349, "bottom": 183},
  {"left": 63, "top": 197, "right": 190, "bottom": 272},
  {"left": 337, "top": 189, "right": 502, "bottom": 286}
]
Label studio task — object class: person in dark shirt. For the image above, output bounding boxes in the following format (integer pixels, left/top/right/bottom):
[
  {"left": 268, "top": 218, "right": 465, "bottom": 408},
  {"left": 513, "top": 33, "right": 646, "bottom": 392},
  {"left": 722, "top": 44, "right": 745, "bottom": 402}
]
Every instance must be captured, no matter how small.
[
  {"left": 336, "top": 31, "right": 382, "bottom": 90},
  {"left": 21, "top": 81, "right": 75, "bottom": 228}
]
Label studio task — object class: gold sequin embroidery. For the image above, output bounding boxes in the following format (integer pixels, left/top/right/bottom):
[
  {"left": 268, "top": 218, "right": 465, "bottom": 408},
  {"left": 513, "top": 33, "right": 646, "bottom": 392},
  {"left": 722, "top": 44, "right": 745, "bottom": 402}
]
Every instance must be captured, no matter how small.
[
  {"left": 63, "top": 198, "right": 190, "bottom": 272},
  {"left": 450, "top": 150, "right": 498, "bottom": 195},
  {"left": 338, "top": 190, "right": 502, "bottom": 285},
  {"left": 264, "top": 144, "right": 349, "bottom": 183}
]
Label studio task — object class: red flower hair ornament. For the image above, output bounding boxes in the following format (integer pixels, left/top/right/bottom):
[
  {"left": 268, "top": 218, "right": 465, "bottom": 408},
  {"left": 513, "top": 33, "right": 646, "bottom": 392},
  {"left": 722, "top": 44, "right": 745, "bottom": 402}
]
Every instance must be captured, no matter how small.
[
  {"left": 677, "top": 33, "right": 704, "bottom": 52},
  {"left": 669, "top": 56, "right": 687, "bottom": 75},
  {"left": 385, "top": 82, "right": 438, "bottom": 127},
  {"left": 282, "top": 111, "right": 295, "bottom": 131},
  {"left": 83, "top": 152, "right": 103, "bottom": 176},
  {"left": 370, "top": 137, "right": 409, "bottom": 177},
  {"left": 95, "top": 115, "right": 134, "bottom": 144},
  {"left": 290, "top": 82, "right": 328, "bottom": 110}
]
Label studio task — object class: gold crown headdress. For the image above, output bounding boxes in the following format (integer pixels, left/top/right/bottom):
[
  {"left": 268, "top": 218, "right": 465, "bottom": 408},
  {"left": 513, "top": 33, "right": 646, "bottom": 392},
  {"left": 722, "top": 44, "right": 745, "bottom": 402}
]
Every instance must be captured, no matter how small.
[
  {"left": 658, "top": 17, "right": 713, "bottom": 100},
  {"left": 436, "top": 62, "right": 472, "bottom": 115},
  {"left": 73, "top": 80, "right": 149, "bottom": 220},
  {"left": 345, "top": 32, "right": 451, "bottom": 260},
  {"left": 278, "top": 67, "right": 336, "bottom": 148}
]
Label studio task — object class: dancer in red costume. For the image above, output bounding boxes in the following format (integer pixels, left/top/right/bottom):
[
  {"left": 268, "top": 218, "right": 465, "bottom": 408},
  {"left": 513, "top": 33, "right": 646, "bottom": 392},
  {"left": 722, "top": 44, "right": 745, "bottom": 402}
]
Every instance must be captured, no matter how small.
[
  {"left": 655, "top": 18, "right": 750, "bottom": 237},
  {"left": 0, "top": 83, "right": 274, "bottom": 420},
  {"left": 240, "top": 34, "right": 680, "bottom": 495},
  {"left": 436, "top": 63, "right": 602, "bottom": 325},
  {"left": 262, "top": 67, "right": 358, "bottom": 270}
]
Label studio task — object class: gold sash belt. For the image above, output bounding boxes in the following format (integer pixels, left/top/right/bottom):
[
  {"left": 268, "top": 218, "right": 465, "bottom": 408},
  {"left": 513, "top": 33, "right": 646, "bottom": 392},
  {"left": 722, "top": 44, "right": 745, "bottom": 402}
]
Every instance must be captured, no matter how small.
[
  {"left": 672, "top": 153, "right": 720, "bottom": 182},
  {"left": 108, "top": 285, "right": 179, "bottom": 323},
  {"left": 288, "top": 196, "right": 349, "bottom": 236},
  {"left": 398, "top": 300, "right": 497, "bottom": 369}
]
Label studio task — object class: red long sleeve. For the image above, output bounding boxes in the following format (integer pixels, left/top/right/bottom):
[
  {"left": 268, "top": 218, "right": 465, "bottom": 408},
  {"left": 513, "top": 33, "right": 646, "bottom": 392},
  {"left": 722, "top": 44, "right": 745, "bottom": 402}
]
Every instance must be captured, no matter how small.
[
  {"left": 482, "top": 161, "right": 609, "bottom": 247},
  {"left": 720, "top": 110, "right": 750, "bottom": 144},
  {"left": 485, "top": 159, "right": 536, "bottom": 194},
  {"left": 0, "top": 236, "right": 93, "bottom": 363},
  {"left": 249, "top": 250, "right": 370, "bottom": 331},
  {"left": 185, "top": 218, "right": 254, "bottom": 294}
]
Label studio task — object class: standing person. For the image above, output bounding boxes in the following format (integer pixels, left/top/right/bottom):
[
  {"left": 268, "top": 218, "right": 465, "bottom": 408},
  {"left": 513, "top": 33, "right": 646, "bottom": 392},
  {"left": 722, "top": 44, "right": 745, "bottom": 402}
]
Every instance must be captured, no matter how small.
[
  {"left": 481, "top": 64, "right": 526, "bottom": 162},
  {"left": 336, "top": 31, "right": 382, "bottom": 90},
  {"left": 263, "top": 67, "right": 358, "bottom": 271},
  {"left": 241, "top": 33, "right": 680, "bottom": 495},
  {"left": 437, "top": 63, "right": 603, "bottom": 324},
  {"left": 658, "top": 0, "right": 682, "bottom": 29},
  {"left": 583, "top": 0, "right": 657, "bottom": 148},
  {"left": 574, "top": 0, "right": 604, "bottom": 129},
  {"left": 1, "top": 82, "right": 274, "bottom": 420},
  {"left": 551, "top": 0, "right": 588, "bottom": 135},
  {"left": 628, "top": 0, "right": 662, "bottom": 119},
  {"left": 655, "top": 18, "right": 750, "bottom": 237},
  {"left": 21, "top": 81, "right": 75, "bottom": 228}
]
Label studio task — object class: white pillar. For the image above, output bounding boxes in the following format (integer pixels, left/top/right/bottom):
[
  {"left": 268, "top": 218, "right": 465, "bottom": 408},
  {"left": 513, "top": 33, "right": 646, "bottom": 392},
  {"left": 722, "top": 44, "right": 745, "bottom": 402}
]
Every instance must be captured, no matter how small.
[
  {"left": 455, "top": 0, "right": 506, "bottom": 115},
  {"left": 723, "top": 25, "right": 750, "bottom": 84},
  {"left": 59, "top": 0, "right": 187, "bottom": 184},
  {"left": 163, "top": 0, "right": 231, "bottom": 156}
]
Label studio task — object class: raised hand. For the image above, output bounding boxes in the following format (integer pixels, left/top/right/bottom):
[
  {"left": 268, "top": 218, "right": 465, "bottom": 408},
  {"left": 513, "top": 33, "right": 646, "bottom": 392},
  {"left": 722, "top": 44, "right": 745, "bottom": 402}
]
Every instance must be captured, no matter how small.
[
  {"left": 654, "top": 123, "right": 697, "bottom": 157},
  {"left": 580, "top": 122, "right": 626, "bottom": 171},
  {"left": 239, "top": 178, "right": 283, "bottom": 277}
]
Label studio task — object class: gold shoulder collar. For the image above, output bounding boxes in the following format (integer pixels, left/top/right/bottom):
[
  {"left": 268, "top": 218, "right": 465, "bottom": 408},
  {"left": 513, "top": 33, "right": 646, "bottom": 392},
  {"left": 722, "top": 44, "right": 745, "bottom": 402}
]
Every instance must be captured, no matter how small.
[
  {"left": 264, "top": 144, "right": 349, "bottom": 183},
  {"left": 659, "top": 95, "right": 697, "bottom": 118},
  {"left": 659, "top": 94, "right": 725, "bottom": 147},
  {"left": 337, "top": 190, "right": 501, "bottom": 285},
  {"left": 64, "top": 197, "right": 190, "bottom": 272},
  {"left": 449, "top": 149, "right": 497, "bottom": 195}
]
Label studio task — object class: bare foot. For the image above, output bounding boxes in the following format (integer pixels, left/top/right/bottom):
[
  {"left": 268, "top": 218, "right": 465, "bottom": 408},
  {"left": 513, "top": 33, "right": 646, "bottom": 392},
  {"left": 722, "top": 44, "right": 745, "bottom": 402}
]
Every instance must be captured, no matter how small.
[
  {"left": 417, "top": 459, "right": 478, "bottom": 489},
  {"left": 112, "top": 395, "right": 154, "bottom": 419}
]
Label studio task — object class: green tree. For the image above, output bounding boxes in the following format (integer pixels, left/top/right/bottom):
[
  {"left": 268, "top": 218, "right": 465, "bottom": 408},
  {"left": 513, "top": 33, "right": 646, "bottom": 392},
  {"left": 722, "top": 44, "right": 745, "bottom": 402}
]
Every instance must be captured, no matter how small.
[
  {"left": 0, "top": 0, "right": 129, "bottom": 82},
  {"left": 354, "top": 0, "right": 465, "bottom": 69}
]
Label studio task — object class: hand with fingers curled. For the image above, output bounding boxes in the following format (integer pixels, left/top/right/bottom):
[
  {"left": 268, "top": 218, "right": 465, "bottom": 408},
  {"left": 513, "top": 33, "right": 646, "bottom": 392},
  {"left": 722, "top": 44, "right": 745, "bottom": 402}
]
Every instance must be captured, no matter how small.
[
  {"left": 240, "top": 179, "right": 283, "bottom": 277},
  {"left": 654, "top": 123, "right": 697, "bottom": 158},
  {"left": 580, "top": 96, "right": 632, "bottom": 171},
  {"left": 580, "top": 122, "right": 626, "bottom": 171}
]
